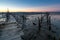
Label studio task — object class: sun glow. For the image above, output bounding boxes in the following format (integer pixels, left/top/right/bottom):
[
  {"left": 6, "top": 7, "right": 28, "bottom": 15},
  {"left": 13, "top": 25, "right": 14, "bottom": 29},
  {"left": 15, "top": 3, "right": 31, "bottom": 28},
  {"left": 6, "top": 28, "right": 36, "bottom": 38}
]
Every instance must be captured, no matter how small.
[
  {"left": 0, "top": 6, "right": 60, "bottom": 12},
  {"left": 0, "top": 8, "right": 44, "bottom": 12}
]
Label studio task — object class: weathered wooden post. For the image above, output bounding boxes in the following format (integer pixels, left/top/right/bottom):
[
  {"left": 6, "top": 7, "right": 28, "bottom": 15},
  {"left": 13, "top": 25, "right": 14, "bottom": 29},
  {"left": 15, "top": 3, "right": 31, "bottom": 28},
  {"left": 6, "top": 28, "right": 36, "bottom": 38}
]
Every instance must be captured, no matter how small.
[
  {"left": 22, "top": 15, "right": 26, "bottom": 30},
  {"left": 46, "top": 12, "right": 51, "bottom": 31},
  {"left": 6, "top": 9, "right": 10, "bottom": 22},
  {"left": 38, "top": 17, "right": 41, "bottom": 32},
  {"left": 48, "top": 16, "right": 51, "bottom": 31},
  {"left": 46, "top": 12, "right": 52, "bottom": 40},
  {"left": 38, "top": 13, "right": 43, "bottom": 32}
]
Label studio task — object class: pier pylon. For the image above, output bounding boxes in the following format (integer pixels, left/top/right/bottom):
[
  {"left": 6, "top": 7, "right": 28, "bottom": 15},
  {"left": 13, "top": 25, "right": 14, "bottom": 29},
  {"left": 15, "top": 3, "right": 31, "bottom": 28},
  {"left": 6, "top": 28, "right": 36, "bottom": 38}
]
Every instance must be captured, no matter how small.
[{"left": 6, "top": 8, "right": 10, "bottom": 22}]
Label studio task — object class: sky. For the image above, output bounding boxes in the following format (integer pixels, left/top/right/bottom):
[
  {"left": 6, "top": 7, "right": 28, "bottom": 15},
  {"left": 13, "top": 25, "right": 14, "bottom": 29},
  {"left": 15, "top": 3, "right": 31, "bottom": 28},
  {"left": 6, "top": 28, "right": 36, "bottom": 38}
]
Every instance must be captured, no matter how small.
[{"left": 0, "top": 0, "right": 60, "bottom": 12}]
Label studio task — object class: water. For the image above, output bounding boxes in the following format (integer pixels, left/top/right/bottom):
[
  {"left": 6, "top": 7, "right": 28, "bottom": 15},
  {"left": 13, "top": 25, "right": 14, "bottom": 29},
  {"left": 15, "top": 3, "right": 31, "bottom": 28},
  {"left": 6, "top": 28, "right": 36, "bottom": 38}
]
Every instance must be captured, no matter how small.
[
  {"left": 0, "top": 12, "right": 60, "bottom": 40},
  {"left": 51, "top": 15, "right": 60, "bottom": 39},
  {"left": 0, "top": 15, "right": 24, "bottom": 40}
]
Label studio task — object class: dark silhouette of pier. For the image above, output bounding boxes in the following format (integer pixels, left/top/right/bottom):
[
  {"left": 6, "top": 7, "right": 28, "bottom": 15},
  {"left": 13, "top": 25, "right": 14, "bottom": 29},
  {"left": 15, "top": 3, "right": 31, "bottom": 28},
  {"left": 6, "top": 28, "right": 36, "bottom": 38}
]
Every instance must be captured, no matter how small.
[{"left": 0, "top": 11, "right": 58, "bottom": 40}]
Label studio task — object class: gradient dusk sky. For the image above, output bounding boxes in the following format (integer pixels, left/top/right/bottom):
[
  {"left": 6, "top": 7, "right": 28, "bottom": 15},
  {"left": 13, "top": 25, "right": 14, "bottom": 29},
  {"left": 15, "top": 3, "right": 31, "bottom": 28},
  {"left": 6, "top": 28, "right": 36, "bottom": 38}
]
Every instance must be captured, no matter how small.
[{"left": 0, "top": 0, "right": 60, "bottom": 12}]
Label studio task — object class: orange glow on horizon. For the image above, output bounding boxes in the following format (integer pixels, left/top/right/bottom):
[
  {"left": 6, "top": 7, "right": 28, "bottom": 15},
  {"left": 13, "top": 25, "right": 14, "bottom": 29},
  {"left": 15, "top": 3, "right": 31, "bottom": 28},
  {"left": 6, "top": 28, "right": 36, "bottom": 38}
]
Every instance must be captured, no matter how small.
[
  {"left": 0, "top": 8, "right": 60, "bottom": 12},
  {"left": 0, "top": 8, "right": 45, "bottom": 12}
]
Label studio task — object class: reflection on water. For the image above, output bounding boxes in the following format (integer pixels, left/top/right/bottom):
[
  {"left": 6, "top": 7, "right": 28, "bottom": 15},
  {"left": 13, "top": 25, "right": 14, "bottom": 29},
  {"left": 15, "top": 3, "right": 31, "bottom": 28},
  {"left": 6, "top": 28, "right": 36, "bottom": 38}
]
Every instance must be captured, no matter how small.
[
  {"left": 0, "top": 30, "right": 2, "bottom": 36},
  {"left": 0, "top": 13, "right": 60, "bottom": 40},
  {"left": 0, "top": 15, "right": 24, "bottom": 40},
  {"left": 51, "top": 15, "right": 60, "bottom": 39}
]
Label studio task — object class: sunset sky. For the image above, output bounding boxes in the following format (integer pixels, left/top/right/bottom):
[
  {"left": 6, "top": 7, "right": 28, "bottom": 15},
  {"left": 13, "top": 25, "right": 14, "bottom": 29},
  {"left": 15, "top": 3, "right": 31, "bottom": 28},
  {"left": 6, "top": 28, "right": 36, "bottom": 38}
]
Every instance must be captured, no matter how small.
[{"left": 0, "top": 0, "right": 60, "bottom": 12}]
